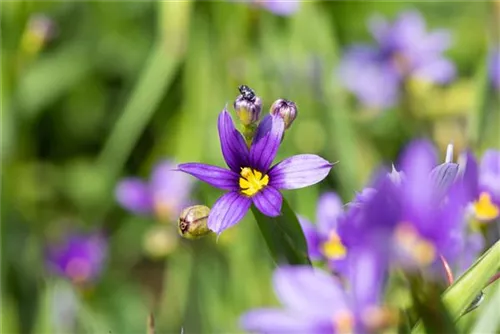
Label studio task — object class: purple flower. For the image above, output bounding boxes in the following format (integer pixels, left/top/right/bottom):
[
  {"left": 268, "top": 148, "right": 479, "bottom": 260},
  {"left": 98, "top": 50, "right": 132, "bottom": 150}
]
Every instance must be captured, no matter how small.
[
  {"left": 299, "top": 192, "right": 348, "bottom": 273},
  {"left": 461, "top": 150, "right": 500, "bottom": 222},
  {"left": 390, "top": 140, "right": 465, "bottom": 266},
  {"left": 490, "top": 49, "right": 500, "bottom": 89},
  {"left": 338, "top": 11, "right": 455, "bottom": 109},
  {"left": 178, "top": 108, "right": 333, "bottom": 235},
  {"left": 46, "top": 231, "right": 107, "bottom": 284},
  {"left": 258, "top": 1, "right": 300, "bottom": 16},
  {"left": 241, "top": 253, "right": 392, "bottom": 334},
  {"left": 339, "top": 140, "right": 465, "bottom": 270},
  {"left": 116, "top": 160, "right": 195, "bottom": 222}
]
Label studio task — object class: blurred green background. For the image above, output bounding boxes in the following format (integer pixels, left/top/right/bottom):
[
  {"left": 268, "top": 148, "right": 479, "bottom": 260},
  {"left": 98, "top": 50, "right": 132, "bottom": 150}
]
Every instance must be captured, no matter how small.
[{"left": 1, "top": 1, "right": 499, "bottom": 333}]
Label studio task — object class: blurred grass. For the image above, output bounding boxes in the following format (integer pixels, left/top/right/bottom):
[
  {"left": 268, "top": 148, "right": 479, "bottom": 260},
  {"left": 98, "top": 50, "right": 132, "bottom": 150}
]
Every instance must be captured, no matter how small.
[{"left": 1, "top": 1, "right": 499, "bottom": 333}]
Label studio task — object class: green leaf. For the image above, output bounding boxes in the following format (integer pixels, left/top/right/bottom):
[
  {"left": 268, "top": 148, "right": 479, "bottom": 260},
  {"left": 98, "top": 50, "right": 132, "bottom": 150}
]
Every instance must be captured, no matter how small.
[
  {"left": 251, "top": 198, "right": 311, "bottom": 266},
  {"left": 412, "top": 240, "right": 500, "bottom": 333},
  {"left": 471, "top": 282, "right": 500, "bottom": 333}
]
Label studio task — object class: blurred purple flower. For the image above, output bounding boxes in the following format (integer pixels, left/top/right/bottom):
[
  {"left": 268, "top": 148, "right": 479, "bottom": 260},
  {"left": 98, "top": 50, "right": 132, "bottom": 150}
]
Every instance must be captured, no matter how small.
[
  {"left": 338, "top": 11, "right": 455, "bottom": 109},
  {"left": 46, "top": 231, "right": 107, "bottom": 284},
  {"left": 299, "top": 192, "right": 348, "bottom": 273},
  {"left": 116, "top": 160, "right": 195, "bottom": 222},
  {"left": 490, "top": 49, "right": 500, "bottom": 89},
  {"left": 461, "top": 150, "right": 500, "bottom": 222},
  {"left": 452, "top": 232, "right": 484, "bottom": 277},
  {"left": 339, "top": 140, "right": 465, "bottom": 270},
  {"left": 241, "top": 259, "right": 392, "bottom": 334},
  {"left": 178, "top": 108, "right": 333, "bottom": 235},
  {"left": 258, "top": 0, "right": 300, "bottom": 16}
]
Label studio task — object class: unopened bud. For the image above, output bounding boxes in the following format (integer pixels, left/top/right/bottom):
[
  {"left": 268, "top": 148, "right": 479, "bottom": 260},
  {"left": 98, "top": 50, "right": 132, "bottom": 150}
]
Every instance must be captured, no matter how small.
[
  {"left": 234, "top": 85, "right": 262, "bottom": 126},
  {"left": 270, "top": 99, "right": 297, "bottom": 129},
  {"left": 178, "top": 205, "right": 212, "bottom": 239}
]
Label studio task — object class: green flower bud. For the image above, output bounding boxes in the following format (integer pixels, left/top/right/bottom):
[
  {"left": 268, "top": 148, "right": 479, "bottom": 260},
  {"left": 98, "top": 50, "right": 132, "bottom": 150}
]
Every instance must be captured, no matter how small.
[
  {"left": 178, "top": 205, "right": 212, "bottom": 239},
  {"left": 234, "top": 85, "right": 262, "bottom": 126},
  {"left": 270, "top": 99, "right": 298, "bottom": 129}
]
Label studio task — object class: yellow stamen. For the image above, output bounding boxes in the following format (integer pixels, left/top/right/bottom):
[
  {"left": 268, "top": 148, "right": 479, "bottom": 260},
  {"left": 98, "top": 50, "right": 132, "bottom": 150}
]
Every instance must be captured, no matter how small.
[
  {"left": 65, "top": 258, "right": 91, "bottom": 283},
  {"left": 239, "top": 167, "right": 269, "bottom": 197},
  {"left": 394, "top": 223, "right": 436, "bottom": 266},
  {"left": 333, "top": 310, "right": 354, "bottom": 334},
  {"left": 362, "top": 306, "right": 399, "bottom": 331},
  {"left": 473, "top": 192, "right": 499, "bottom": 222},
  {"left": 321, "top": 231, "right": 347, "bottom": 260}
]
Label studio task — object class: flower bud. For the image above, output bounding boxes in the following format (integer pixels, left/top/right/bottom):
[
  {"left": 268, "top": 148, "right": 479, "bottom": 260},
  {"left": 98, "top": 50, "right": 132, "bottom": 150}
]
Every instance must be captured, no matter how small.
[
  {"left": 270, "top": 99, "right": 298, "bottom": 129},
  {"left": 178, "top": 205, "right": 212, "bottom": 239},
  {"left": 234, "top": 85, "right": 262, "bottom": 126}
]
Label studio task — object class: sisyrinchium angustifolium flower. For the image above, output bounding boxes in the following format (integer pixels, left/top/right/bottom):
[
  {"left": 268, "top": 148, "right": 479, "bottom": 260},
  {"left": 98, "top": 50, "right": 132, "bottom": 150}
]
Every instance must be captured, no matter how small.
[
  {"left": 323, "top": 140, "right": 466, "bottom": 276},
  {"left": 338, "top": 10, "right": 455, "bottom": 109},
  {"left": 461, "top": 150, "right": 500, "bottom": 223},
  {"left": 240, "top": 261, "right": 395, "bottom": 334},
  {"left": 45, "top": 231, "right": 107, "bottom": 285},
  {"left": 299, "top": 192, "right": 349, "bottom": 274},
  {"left": 177, "top": 101, "right": 333, "bottom": 235},
  {"left": 115, "top": 160, "right": 195, "bottom": 222}
]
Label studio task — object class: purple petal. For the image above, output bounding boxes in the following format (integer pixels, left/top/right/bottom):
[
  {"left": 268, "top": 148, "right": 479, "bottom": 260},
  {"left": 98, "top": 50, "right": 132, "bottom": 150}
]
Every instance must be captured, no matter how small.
[
  {"left": 177, "top": 163, "right": 239, "bottom": 191},
  {"left": 368, "top": 14, "right": 390, "bottom": 44},
  {"left": 490, "top": 50, "right": 500, "bottom": 89},
  {"left": 269, "top": 154, "right": 333, "bottom": 190},
  {"left": 240, "top": 309, "right": 330, "bottom": 334},
  {"left": 207, "top": 191, "right": 251, "bottom": 235},
  {"left": 386, "top": 11, "right": 426, "bottom": 51},
  {"left": 348, "top": 248, "right": 387, "bottom": 312},
  {"left": 316, "top": 192, "right": 343, "bottom": 236},
  {"left": 430, "top": 162, "right": 459, "bottom": 201},
  {"left": 461, "top": 151, "right": 479, "bottom": 202},
  {"left": 218, "top": 108, "right": 249, "bottom": 172},
  {"left": 399, "top": 139, "right": 437, "bottom": 221},
  {"left": 260, "top": 1, "right": 300, "bottom": 16},
  {"left": 253, "top": 114, "right": 273, "bottom": 144},
  {"left": 272, "top": 266, "right": 348, "bottom": 319},
  {"left": 413, "top": 58, "right": 455, "bottom": 83},
  {"left": 298, "top": 216, "right": 323, "bottom": 260},
  {"left": 115, "top": 178, "right": 153, "bottom": 214},
  {"left": 479, "top": 150, "right": 500, "bottom": 204},
  {"left": 338, "top": 48, "right": 401, "bottom": 109},
  {"left": 150, "top": 160, "right": 194, "bottom": 217},
  {"left": 250, "top": 115, "right": 285, "bottom": 172},
  {"left": 418, "top": 30, "right": 452, "bottom": 55},
  {"left": 252, "top": 186, "right": 283, "bottom": 217}
]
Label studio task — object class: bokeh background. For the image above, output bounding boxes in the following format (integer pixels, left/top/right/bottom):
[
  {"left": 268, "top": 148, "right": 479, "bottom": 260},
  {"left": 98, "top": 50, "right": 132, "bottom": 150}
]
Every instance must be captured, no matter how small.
[{"left": 2, "top": 1, "right": 499, "bottom": 333}]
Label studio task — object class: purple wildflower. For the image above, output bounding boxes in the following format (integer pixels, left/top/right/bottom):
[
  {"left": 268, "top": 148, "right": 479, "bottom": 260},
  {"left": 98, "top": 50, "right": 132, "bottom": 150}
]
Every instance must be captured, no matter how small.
[
  {"left": 178, "top": 108, "right": 333, "bottom": 235},
  {"left": 241, "top": 256, "right": 392, "bottom": 334},
  {"left": 339, "top": 140, "right": 465, "bottom": 270},
  {"left": 46, "top": 231, "right": 107, "bottom": 284},
  {"left": 461, "top": 150, "right": 500, "bottom": 222},
  {"left": 338, "top": 11, "right": 455, "bottom": 109},
  {"left": 299, "top": 192, "right": 348, "bottom": 273},
  {"left": 116, "top": 160, "right": 194, "bottom": 222},
  {"left": 258, "top": 0, "right": 300, "bottom": 16}
]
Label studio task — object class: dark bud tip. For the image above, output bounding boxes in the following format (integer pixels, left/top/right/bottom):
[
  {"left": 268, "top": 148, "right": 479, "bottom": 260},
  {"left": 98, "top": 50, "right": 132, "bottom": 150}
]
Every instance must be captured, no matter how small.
[
  {"left": 234, "top": 85, "right": 262, "bottom": 126},
  {"left": 270, "top": 99, "right": 298, "bottom": 129},
  {"left": 178, "top": 205, "right": 212, "bottom": 240}
]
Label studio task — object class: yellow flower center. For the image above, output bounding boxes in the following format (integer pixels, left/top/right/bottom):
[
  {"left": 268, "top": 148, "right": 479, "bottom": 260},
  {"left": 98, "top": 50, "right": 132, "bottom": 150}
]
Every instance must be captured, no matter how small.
[
  {"left": 394, "top": 223, "right": 436, "bottom": 266},
  {"left": 239, "top": 167, "right": 269, "bottom": 197},
  {"left": 321, "top": 231, "right": 347, "bottom": 260},
  {"left": 473, "top": 192, "right": 499, "bottom": 222},
  {"left": 65, "top": 258, "right": 91, "bottom": 283},
  {"left": 333, "top": 310, "right": 354, "bottom": 334}
]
